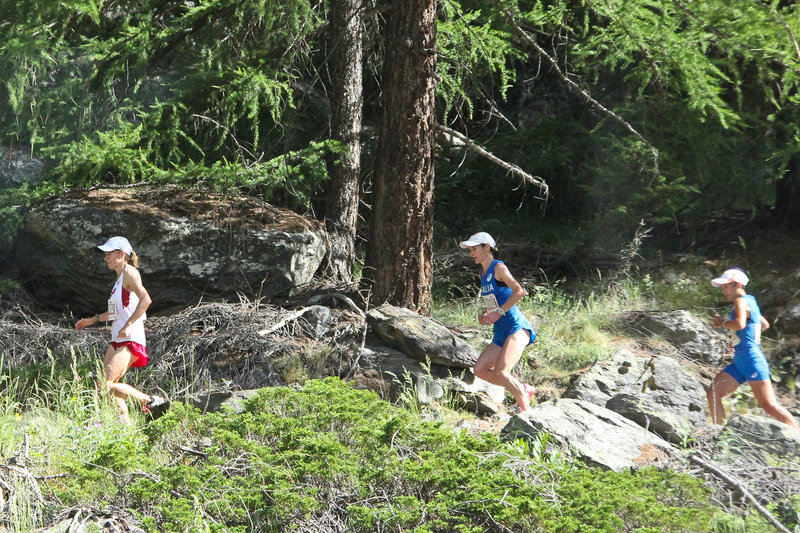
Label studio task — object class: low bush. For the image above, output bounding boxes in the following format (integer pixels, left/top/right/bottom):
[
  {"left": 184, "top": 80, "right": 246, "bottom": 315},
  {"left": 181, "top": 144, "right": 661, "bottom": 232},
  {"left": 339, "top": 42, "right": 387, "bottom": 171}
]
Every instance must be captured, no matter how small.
[{"left": 0, "top": 378, "right": 748, "bottom": 532}]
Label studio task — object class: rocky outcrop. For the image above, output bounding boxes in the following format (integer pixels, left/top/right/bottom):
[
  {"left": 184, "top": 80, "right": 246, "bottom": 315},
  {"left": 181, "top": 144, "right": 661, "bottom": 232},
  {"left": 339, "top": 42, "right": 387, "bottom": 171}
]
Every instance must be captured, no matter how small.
[
  {"left": 366, "top": 304, "right": 479, "bottom": 368},
  {"left": 775, "top": 301, "right": 800, "bottom": 336},
  {"left": 625, "top": 310, "right": 727, "bottom": 365},
  {"left": 715, "top": 413, "right": 800, "bottom": 465},
  {"left": 564, "top": 349, "right": 707, "bottom": 443},
  {"left": 0, "top": 144, "right": 46, "bottom": 188},
  {"left": 501, "top": 398, "right": 676, "bottom": 471},
  {"left": 357, "top": 344, "right": 505, "bottom": 415},
  {"left": 12, "top": 187, "right": 326, "bottom": 313}
]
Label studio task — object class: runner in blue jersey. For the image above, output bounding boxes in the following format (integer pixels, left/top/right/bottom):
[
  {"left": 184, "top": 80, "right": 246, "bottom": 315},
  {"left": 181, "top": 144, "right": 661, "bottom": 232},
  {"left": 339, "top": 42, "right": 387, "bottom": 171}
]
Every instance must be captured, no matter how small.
[
  {"left": 707, "top": 268, "right": 797, "bottom": 427},
  {"left": 460, "top": 232, "right": 537, "bottom": 413}
]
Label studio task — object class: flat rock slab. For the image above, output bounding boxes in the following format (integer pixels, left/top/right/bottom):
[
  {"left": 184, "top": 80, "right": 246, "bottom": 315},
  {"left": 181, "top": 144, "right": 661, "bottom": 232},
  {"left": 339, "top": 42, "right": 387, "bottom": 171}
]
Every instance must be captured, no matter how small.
[
  {"left": 502, "top": 398, "right": 677, "bottom": 472},
  {"left": 366, "top": 304, "right": 479, "bottom": 368}
]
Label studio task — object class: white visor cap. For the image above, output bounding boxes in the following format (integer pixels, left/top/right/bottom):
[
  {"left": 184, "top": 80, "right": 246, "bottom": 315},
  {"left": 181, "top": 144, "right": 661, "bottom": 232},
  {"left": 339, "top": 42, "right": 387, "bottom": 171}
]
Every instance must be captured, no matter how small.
[
  {"left": 459, "top": 232, "right": 496, "bottom": 249},
  {"left": 97, "top": 236, "right": 133, "bottom": 256},
  {"left": 711, "top": 268, "right": 749, "bottom": 287}
]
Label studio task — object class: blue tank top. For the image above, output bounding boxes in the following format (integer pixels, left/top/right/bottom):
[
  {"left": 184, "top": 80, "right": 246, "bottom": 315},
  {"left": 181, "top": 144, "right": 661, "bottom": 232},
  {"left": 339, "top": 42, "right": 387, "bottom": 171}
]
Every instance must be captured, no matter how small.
[
  {"left": 728, "top": 294, "right": 762, "bottom": 355},
  {"left": 480, "top": 260, "right": 515, "bottom": 311}
]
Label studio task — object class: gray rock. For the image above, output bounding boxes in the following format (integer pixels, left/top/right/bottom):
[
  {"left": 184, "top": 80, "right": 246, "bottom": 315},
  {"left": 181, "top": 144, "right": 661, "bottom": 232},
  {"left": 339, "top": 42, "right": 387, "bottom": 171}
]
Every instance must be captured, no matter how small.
[
  {"left": 300, "top": 305, "right": 333, "bottom": 340},
  {"left": 191, "top": 389, "right": 261, "bottom": 414},
  {"left": 627, "top": 310, "right": 726, "bottom": 365},
  {"left": 564, "top": 349, "right": 707, "bottom": 442},
  {"left": 501, "top": 398, "right": 676, "bottom": 471},
  {"left": 358, "top": 344, "right": 505, "bottom": 415},
  {"left": 12, "top": 187, "right": 326, "bottom": 313},
  {"left": 366, "top": 304, "right": 479, "bottom": 368},
  {"left": 775, "top": 301, "right": 800, "bottom": 336},
  {"left": 0, "top": 144, "right": 46, "bottom": 188},
  {"left": 715, "top": 413, "right": 800, "bottom": 465}
]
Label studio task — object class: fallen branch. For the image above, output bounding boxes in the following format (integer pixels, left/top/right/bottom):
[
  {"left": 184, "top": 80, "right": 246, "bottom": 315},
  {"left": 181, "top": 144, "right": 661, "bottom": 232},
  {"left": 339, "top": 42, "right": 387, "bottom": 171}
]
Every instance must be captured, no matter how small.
[
  {"left": 257, "top": 307, "right": 314, "bottom": 336},
  {"left": 689, "top": 453, "right": 792, "bottom": 533},
  {"left": 309, "top": 292, "right": 366, "bottom": 319}
]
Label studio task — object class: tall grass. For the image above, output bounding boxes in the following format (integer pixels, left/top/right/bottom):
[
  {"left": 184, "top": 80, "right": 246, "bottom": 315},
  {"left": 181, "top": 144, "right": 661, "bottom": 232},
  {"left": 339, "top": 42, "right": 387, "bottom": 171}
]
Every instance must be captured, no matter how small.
[
  {"left": 0, "top": 347, "right": 143, "bottom": 532},
  {"left": 431, "top": 270, "right": 722, "bottom": 390}
]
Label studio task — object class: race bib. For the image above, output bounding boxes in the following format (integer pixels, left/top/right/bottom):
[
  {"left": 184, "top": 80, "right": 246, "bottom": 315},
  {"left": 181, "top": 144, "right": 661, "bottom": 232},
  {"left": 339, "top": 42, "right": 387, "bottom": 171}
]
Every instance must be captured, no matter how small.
[
  {"left": 730, "top": 332, "right": 739, "bottom": 348},
  {"left": 107, "top": 298, "right": 117, "bottom": 321},
  {"left": 754, "top": 323, "right": 761, "bottom": 345},
  {"left": 481, "top": 293, "right": 499, "bottom": 311}
]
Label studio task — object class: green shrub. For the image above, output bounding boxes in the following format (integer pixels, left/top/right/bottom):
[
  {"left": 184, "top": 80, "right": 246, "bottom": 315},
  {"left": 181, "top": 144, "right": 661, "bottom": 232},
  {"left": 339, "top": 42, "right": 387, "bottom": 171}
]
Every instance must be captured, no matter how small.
[{"left": 0, "top": 376, "right": 771, "bottom": 532}]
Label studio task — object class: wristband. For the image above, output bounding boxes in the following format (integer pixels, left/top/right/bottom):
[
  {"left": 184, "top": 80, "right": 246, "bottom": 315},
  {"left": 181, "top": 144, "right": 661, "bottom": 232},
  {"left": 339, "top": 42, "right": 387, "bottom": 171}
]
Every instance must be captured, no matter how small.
[{"left": 496, "top": 307, "right": 505, "bottom": 316}]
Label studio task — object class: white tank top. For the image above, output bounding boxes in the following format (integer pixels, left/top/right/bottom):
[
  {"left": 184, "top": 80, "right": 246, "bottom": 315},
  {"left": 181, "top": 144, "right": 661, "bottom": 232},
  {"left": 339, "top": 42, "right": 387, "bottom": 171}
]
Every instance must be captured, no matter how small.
[{"left": 108, "top": 265, "right": 147, "bottom": 345}]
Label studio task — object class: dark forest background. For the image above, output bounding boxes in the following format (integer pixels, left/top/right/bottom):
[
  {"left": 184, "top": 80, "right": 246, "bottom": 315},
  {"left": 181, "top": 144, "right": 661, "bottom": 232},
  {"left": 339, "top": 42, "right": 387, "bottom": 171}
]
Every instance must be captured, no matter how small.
[{"left": 2, "top": 0, "right": 799, "bottom": 300}]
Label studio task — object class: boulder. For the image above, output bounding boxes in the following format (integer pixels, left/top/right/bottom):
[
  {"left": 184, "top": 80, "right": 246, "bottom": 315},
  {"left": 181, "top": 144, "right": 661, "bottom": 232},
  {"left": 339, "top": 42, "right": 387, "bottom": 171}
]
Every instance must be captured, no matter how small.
[
  {"left": 715, "top": 413, "right": 800, "bottom": 465},
  {"left": 357, "top": 344, "right": 505, "bottom": 415},
  {"left": 366, "top": 304, "right": 479, "bottom": 368},
  {"left": 12, "top": 187, "right": 326, "bottom": 313},
  {"left": 501, "top": 398, "right": 676, "bottom": 471},
  {"left": 775, "top": 301, "right": 800, "bottom": 336},
  {"left": 191, "top": 389, "right": 262, "bottom": 414},
  {"left": 626, "top": 310, "right": 727, "bottom": 365},
  {"left": 564, "top": 349, "right": 707, "bottom": 442},
  {"left": 0, "top": 144, "right": 46, "bottom": 188}
]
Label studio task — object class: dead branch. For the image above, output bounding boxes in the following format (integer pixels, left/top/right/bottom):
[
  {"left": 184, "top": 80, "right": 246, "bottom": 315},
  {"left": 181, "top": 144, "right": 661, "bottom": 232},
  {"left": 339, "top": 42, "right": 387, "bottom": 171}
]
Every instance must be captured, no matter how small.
[
  {"left": 498, "top": 4, "right": 660, "bottom": 172},
  {"left": 309, "top": 292, "right": 365, "bottom": 319},
  {"left": 689, "top": 453, "right": 792, "bottom": 533},
  {"left": 769, "top": 7, "right": 800, "bottom": 62},
  {"left": 257, "top": 307, "right": 316, "bottom": 336},
  {"left": 435, "top": 124, "right": 549, "bottom": 198}
]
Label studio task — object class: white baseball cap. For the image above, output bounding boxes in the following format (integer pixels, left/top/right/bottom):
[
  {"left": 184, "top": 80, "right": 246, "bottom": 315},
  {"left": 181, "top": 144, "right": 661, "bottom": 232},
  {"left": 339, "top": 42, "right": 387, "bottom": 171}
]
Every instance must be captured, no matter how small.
[
  {"left": 459, "top": 232, "right": 496, "bottom": 249},
  {"left": 97, "top": 236, "right": 133, "bottom": 255},
  {"left": 711, "top": 268, "right": 749, "bottom": 287}
]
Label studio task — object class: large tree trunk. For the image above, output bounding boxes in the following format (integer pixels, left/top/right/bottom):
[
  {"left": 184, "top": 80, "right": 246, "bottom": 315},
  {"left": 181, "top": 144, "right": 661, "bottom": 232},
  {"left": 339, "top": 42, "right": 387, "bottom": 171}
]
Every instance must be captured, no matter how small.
[
  {"left": 321, "top": 0, "right": 364, "bottom": 283},
  {"left": 363, "top": 0, "right": 437, "bottom": 314}
]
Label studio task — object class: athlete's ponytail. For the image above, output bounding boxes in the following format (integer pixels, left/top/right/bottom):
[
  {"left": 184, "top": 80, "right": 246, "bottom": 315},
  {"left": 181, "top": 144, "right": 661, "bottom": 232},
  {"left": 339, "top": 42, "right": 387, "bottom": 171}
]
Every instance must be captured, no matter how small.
[{"left": 128, "top": 250, "right": 140, "bottom": 268}]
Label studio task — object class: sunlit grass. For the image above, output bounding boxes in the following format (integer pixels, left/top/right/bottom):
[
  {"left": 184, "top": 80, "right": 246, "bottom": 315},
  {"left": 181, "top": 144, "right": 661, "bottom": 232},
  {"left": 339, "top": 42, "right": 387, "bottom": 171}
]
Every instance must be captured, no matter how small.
[{"left": 431, "top": 270, "right": 725, "bottom": 389}]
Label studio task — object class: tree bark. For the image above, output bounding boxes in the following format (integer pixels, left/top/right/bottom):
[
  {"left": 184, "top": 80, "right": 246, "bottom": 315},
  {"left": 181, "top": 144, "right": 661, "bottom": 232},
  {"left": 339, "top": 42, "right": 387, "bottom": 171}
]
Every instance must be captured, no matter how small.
[
  {"left": 321, "top": 0, "right": 364, "bottom": 283},
  {"left": 363, "top": 0, "right": 437, "bottom": 314}
]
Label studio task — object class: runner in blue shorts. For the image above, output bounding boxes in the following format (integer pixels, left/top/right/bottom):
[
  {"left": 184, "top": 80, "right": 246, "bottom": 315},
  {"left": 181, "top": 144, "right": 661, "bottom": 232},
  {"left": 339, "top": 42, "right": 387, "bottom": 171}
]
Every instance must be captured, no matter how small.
[
  {"left": 707, "top": 268, "right": 797, "bottom": 427},
  {"left": 460, "top": 232, "right": 537, "bottom": 413}
]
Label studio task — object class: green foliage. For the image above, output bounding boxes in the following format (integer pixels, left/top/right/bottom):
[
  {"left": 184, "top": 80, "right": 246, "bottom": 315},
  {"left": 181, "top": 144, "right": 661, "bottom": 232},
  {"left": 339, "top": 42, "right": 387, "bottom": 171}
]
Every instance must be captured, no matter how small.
[
  {"left": 437, "top": 0, "right": 524, "bottom": 120},
  {"left": 0, "top": 376, "right": 751, "bottom": 532},
  {"left": 0, "top": 0, "right": 324, "bottom": 201},
  {"left": 0, "top": 277, "right": 19, "bottom": 299}
]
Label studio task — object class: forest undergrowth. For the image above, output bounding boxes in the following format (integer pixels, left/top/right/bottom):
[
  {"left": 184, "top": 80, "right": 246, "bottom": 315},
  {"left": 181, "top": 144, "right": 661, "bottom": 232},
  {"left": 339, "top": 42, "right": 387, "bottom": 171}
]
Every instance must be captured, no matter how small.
[{"left": 1, "top": 263, "right": 797, "bottom": 532}]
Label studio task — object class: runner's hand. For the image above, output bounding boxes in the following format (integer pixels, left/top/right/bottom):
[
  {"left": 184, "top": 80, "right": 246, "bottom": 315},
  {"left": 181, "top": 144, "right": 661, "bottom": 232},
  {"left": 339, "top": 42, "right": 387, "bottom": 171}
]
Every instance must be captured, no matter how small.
[{"left": 479, "top": 310, "right": 501, "bottom": 325}]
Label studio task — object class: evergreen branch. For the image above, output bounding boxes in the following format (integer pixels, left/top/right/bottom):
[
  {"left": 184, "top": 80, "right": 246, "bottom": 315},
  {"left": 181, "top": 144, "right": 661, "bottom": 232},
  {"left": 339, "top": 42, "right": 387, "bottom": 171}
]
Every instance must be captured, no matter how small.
[
  {"left": 670, "top": 0, "right": 728, "bottom": 40},
  {"left": 435, "top": 123, "right": 549, "bottom": 198},
  {"left": 497, "top": 3, "right": 660, "bottom": 173},
  {"left": 769, "top": 7, "right": 800, "bottom": 62}
]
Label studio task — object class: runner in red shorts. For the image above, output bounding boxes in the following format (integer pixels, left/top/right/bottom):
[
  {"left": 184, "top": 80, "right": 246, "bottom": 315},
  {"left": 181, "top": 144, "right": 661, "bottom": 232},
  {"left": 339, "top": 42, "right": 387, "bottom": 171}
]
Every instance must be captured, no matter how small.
[{"left": 76, "top": 236, "right": 168, "bottom": 422}]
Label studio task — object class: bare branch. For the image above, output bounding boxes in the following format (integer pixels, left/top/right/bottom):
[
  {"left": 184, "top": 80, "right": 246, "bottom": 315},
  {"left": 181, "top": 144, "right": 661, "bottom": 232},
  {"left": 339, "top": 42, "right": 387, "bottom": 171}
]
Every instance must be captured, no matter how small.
[
  {"left": 498, "top": 4, "right": 660, "bottom": 172},
  {"left": 769, "top": 7, "right": 800, "bottom": 62},
  {"left": 689, "top": 453, "right": 793, "bottom": 533},
  {"left": 435, "top": 123, "right": 549, "bottom": 198}
]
